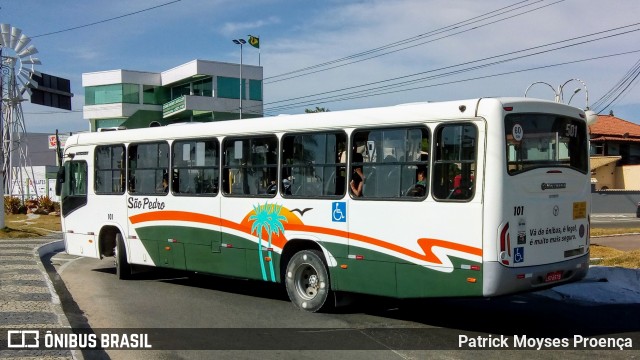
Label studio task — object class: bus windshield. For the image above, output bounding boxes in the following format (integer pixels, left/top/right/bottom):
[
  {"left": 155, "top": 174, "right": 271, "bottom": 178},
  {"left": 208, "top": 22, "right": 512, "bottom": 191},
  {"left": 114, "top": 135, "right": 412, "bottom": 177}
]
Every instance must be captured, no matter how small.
[{"left": 505, "top": 113, "right": 588, "bottom": 175}]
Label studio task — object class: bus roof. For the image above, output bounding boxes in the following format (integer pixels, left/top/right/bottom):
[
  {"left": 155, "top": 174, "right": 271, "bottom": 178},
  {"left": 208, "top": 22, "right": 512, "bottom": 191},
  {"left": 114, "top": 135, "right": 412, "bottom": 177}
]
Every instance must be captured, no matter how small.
[{"left": 67, "top": 97, "right": 578, "bottom": 147}]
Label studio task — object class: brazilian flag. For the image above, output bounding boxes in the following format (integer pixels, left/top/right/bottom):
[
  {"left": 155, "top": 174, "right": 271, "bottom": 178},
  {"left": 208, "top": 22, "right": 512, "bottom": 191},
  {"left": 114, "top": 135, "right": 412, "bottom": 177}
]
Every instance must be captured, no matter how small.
[{"left": 248, "top": 35, "right": 260, "bottom": 49}]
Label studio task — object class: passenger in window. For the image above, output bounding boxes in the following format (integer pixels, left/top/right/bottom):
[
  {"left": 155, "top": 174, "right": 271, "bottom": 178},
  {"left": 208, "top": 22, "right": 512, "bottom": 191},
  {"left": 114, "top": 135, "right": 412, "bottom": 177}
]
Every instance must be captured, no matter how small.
[
  {"left": 451, "top": 171, "right": 474, "bottom": 199},
  {"left": 350, "top": 153, "right": 364, "bottom": 197},
  {"left": 282, "top": 177, "right": 292, "bottom": 195},
  {"left": 158, "top": 174, "right": 169, "bottom": 193},
  {"left": 267, "top": 180, "right": 277, "bottom": 195},
  {"left": 407, "top": 166, "right": 427, "bottom": 197}
]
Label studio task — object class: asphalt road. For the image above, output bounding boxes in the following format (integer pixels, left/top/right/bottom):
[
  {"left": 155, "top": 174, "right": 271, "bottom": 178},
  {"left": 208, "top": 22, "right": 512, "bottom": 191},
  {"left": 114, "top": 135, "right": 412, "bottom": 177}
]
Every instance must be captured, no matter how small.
[
  {"left": 48, "top": 253, "right": 640, "bottom": 360},
  {"left": 591, "top": 235, "right": 640, "bottom": 251},
  {"left": 591, "top": 213, "right": 640, "bottom": 229}
]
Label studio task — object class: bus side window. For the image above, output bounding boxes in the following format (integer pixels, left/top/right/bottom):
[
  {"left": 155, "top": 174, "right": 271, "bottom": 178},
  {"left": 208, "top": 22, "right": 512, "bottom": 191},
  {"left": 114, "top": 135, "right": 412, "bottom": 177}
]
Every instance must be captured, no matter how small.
[
  {"left": 95, "top": 145, "right": 125, "bottom": 195},
  {"left": 281, "top": 131, "right": 346, "bottom": 198},
  {"left": 352, "top": 126, "right": 429, "bottom": 199},
  {"left": 222, "top": 136, "right": 277, "bottom": 197},
  {"left": 172, "top": 139, "right": 219, "bottom": 196},
  {"left": 128, "top": 142, "right": 169, "bottom": 195},
  {"left": 433, "top": 123, "right": 477, "bottom": 201}
]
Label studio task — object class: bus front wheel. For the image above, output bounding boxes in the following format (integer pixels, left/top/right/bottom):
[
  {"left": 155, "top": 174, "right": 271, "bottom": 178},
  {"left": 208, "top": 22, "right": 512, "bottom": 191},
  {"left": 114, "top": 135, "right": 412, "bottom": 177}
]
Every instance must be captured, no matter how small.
[
  {"left": 285, "top": 249, "right": 331, "bottom": 312},
  {"left": 114, "top": 233, "right": 132, "bottom": 280}
]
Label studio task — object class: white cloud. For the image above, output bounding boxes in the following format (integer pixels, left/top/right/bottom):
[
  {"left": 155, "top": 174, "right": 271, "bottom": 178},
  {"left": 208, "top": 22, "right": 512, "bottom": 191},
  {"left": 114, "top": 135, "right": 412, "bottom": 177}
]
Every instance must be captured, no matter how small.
[{"left": 219, "top": 16, "right": 281, "bottom": 37}]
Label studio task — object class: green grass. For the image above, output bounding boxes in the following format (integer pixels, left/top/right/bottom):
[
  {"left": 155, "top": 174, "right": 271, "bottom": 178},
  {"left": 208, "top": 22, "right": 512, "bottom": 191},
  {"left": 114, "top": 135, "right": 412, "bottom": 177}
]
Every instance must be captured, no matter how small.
[{"left": 0, "top": 213, "right": 62, "bottom": 238}]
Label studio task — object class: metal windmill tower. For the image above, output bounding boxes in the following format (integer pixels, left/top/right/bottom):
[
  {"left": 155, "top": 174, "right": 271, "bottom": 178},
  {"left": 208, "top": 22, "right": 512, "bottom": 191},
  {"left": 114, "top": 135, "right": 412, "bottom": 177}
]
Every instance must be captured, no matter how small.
[{"left": 0, "top": 24, "right": 42, "bottom": 205}]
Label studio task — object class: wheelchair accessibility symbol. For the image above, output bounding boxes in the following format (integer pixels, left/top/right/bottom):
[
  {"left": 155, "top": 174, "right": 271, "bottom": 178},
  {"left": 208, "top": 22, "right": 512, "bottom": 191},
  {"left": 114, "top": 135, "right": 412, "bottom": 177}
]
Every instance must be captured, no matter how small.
[
  {"left": 514, "top": 247, "right": 524, "bottom": 263},
  {"left": 332, "top": 202, "right": 346, "bottom": 222}
]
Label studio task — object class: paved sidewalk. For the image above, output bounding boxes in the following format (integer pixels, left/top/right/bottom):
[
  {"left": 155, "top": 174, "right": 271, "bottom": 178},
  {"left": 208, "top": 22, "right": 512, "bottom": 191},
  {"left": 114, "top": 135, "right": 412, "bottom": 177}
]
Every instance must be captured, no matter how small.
[{"left": 0, "top": 235, "right": 74, "bottom": 359}]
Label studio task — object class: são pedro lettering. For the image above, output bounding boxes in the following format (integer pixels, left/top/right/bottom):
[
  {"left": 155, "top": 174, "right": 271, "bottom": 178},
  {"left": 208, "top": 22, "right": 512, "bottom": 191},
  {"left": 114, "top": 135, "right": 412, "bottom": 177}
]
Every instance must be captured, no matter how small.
[{"left": 128, "top": 197, "right": 165, "bottom": 210}]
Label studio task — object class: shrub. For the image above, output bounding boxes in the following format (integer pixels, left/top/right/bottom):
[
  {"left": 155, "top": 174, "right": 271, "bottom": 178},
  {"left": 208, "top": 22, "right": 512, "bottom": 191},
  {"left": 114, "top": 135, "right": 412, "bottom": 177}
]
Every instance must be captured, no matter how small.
[
  {"left": 24, "top": 198, "right": 39, "bottom": 214},
  {"left": 38, "top": 195, "right": 56, "bottom": 213},
  {"left": 4, "top": 196, "right": 22, "bottom": 214}
]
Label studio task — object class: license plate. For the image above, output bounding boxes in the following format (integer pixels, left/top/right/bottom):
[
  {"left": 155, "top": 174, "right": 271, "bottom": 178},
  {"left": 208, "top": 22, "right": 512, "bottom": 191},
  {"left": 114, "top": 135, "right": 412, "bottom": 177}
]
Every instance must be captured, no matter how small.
[{"left": 545, "top": 271, "right": 563, "bottom": 283}]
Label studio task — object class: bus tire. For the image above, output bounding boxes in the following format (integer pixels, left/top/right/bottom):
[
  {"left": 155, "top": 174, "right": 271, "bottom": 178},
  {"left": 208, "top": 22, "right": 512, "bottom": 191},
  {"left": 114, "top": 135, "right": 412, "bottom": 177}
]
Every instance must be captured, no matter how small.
[
  {"left": 115, "top": 233, "right": 132, "bottom": 280},
  {"left": 285, "top": 249, "right": 331, "bottom": 312}
]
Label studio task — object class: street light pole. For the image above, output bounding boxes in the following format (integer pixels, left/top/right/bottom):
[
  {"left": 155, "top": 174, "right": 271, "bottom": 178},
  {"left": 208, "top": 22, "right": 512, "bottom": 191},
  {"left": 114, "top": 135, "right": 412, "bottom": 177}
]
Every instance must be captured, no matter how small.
[
  {"left": 232, "top": 38, "right": 246, "bottom": 119},
  {"left": 558, "top": 78, "right": 590, "bottom": 109},
  {"left": 524, "top": 81, "right": 558, "bottom": 102}
]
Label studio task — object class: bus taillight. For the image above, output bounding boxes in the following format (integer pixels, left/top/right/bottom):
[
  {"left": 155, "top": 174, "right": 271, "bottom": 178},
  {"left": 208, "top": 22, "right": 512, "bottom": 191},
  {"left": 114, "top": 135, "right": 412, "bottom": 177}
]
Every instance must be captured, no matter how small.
[{"left": 499, "top": 223, "right": 511, "bottom": 265}]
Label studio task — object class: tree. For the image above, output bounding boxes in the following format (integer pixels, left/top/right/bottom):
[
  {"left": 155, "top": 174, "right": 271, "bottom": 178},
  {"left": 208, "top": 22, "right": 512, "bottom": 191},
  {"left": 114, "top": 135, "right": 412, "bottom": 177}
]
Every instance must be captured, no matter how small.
[{"left": 305, "top": 107, "right": 330, "bottom": 113}]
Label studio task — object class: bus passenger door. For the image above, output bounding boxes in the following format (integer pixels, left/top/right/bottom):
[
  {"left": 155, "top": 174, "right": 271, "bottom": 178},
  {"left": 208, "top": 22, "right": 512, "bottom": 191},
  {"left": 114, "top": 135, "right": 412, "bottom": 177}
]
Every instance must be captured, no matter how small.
[{"left": 61, "top": 157, "right": 100, "bottom": 259}]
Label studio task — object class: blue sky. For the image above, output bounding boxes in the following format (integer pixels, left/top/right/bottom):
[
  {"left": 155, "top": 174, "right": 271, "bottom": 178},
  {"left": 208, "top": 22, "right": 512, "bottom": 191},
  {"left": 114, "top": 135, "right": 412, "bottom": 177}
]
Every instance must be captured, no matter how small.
[{"left": 2, "top": 0, "right": 640, "bottom": 134}]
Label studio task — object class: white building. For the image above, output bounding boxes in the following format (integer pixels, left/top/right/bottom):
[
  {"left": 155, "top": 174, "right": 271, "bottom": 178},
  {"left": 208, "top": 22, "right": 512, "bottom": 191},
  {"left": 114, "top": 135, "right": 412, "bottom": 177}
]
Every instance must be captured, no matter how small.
[{"left": 83, "top": 59, "right": 263, "bottom": 131}]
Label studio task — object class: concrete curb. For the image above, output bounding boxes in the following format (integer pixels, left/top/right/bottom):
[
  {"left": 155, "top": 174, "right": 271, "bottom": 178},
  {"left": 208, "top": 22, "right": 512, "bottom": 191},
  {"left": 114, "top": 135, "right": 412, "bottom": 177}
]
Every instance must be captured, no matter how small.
[{"left": 34, "top": 239, "right": 81, "bottom": 360}]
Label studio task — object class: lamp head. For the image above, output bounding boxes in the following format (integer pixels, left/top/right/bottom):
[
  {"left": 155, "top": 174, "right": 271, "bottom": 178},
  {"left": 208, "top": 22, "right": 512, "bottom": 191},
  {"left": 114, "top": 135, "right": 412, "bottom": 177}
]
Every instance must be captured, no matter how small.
[{"left": 585, "top": 110, "right": 598, "bottom": 125}]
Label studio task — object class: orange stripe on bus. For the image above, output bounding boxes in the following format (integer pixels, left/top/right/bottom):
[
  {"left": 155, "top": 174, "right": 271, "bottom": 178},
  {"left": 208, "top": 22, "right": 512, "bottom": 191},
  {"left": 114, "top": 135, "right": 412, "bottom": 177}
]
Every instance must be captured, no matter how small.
[
  {"left": 129, "top": 211, "right": 248, "bottom": 233},
  {"left": 129, "top": 211, "right": 482, "bottom": 264},
  {"left": 287, "top": 224, "right": 482, "bottom": 264}
]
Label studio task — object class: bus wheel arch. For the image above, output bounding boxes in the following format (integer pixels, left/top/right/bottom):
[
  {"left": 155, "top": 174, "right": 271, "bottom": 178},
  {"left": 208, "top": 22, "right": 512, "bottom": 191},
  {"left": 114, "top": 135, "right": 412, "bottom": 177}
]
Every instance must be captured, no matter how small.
[
  {"left": 281, "top": 239, "right": 332, "bottom": 312},
  {"left": 98, "top": 225, "right": 121, "bottom": 259}
]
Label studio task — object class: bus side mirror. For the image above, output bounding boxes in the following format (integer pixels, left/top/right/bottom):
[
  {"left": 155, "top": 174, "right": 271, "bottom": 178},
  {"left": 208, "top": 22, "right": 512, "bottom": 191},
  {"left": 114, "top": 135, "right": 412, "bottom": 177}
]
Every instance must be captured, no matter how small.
[{"left": 55, "top": 166, "right": 65, "bottom": 196}]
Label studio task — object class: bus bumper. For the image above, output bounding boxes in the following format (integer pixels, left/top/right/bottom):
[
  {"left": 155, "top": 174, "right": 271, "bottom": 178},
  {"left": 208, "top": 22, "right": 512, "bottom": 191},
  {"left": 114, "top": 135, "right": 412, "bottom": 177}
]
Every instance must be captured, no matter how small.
[{"left": 482, "top": 253, "right": 589, "bottom": 297}]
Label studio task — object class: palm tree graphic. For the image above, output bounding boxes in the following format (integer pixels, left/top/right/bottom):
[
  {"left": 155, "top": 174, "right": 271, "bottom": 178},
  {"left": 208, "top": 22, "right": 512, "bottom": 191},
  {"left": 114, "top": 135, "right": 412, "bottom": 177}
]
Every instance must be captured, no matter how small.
[{"left": 249, "top": 202, "right": 287, "bottom": 282}]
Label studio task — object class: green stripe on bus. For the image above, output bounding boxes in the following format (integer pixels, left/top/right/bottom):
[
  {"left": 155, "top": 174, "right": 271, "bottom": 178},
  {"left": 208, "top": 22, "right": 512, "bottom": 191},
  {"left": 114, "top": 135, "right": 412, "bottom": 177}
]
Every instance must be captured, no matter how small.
[{"left": 134, "top": 225, "right": 482, "bottom": 298}]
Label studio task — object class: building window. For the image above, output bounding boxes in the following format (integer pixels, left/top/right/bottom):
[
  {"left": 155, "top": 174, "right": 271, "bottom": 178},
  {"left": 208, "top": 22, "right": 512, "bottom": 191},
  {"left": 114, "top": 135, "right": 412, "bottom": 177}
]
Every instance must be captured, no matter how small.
[
  {"left": 193, "top": 77, "right": 213, "bottom": 97},
  {"left": 217, "top": 76, "right": 245, "bottom": 100},
  {"left": 85, "top": 84, "right": 139, "bottom": 105},
  {"left": 95, "top": 118, "right": 126, "bottom": 129},
  {"left": 171, "top": 83, "right": 191, "bottom": 98},
  {"left": 249, "top": 79, "right": 262, "bottom": 101},
  {"left": 143, "top": 85, "right": 170, "bottom": 105},
  {"left": 590, "top": 143, "right": 604, "bottom": 155}
]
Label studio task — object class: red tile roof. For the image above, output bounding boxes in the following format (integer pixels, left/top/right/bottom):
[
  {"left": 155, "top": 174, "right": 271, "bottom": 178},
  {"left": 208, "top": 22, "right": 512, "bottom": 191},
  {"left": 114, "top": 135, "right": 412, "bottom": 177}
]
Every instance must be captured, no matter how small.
[
  {"left": 589, "top": 115, "right": 640, "bottom": 138},
  {"left": 590, "top": 136, "right": 640, "bottom": 143}
]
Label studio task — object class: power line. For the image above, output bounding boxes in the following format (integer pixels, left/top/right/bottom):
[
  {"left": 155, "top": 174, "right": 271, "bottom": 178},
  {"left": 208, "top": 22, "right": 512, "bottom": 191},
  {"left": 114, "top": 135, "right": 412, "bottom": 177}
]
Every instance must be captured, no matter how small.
[
  {"left": 265, "top": 0, "right": 565, "bottom": 84},
  {"left": 260, "top": 50, "right": 640, "bottom": 114},
  {"left": 32, "top": 0, "right": 182, "bottom": 38},
  {"left": 265, "top": 23, "right": 640, "bottom": 108},
  {"left": 259, "top": 24, "right": 640, "bottom": 113},
  {"left": 592, "top": 57, "right": 640, "bottom": 114}
]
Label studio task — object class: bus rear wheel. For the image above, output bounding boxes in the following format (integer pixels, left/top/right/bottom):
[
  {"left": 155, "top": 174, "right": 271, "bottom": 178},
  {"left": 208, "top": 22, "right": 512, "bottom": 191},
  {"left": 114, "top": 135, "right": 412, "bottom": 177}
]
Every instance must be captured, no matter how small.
[
  {"left": 285, "top": 249, "right": 331, "bottom": 312},
  {"left": 114, "top": 233, "right": 132, "bottom": 280}
]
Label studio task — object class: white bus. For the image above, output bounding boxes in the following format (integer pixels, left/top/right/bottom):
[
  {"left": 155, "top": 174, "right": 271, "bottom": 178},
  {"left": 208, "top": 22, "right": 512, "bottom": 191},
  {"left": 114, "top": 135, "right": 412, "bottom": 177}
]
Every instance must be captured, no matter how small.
[{"left": 57, "top": 97, "right": 590, "bottom": 312}]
